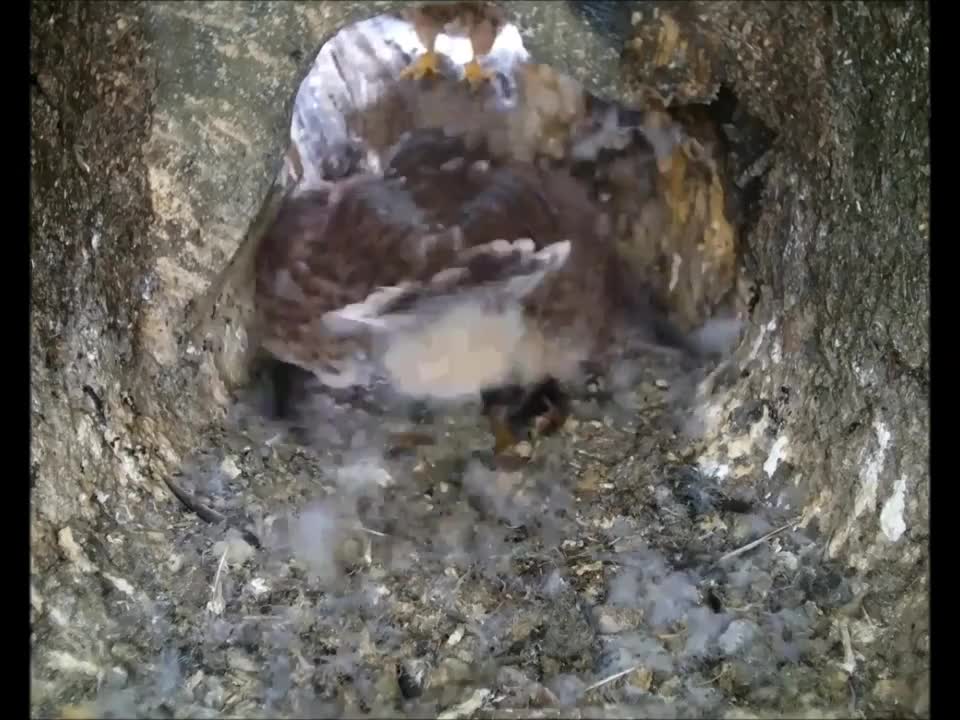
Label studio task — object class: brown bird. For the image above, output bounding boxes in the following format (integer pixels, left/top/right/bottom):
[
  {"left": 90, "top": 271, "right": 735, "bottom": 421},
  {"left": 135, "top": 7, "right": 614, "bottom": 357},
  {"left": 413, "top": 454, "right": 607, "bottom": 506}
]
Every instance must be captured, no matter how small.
[
  {"left": 254, "top": 127, "right": 694, "bottom": 451},
  {"left": 399, "top": 1, "right": 506, "bottom": 89}
]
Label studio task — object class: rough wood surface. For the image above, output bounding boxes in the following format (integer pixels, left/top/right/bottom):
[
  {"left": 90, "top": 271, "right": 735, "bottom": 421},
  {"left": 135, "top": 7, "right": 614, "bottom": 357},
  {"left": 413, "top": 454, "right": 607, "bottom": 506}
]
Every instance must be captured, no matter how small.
[{"left": 31, "top": 2, "right": 928, "bottom": 716}]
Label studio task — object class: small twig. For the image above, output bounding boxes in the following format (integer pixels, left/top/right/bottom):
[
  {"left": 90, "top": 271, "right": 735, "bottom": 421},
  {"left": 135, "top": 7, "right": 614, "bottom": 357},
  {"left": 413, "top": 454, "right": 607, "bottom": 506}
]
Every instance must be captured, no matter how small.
[
  {"left": 839, "top": 619, "right": 857, "bottom": 674},
  {"left": 162, "top": 475, "right": 262, "bottom": 549},
  {"left": 658, "top": 505, "right": 686, "bottom": 520},
  {"left": 574, "top": 448, "right": 615, "bottom": 465},
  {"left": 736, "top": 148, "right": 775, "bottom": 188},
  {"left": 724, "top": 602, "right": 761, "bottom": 613},
  {"left": 206, "top": 547, "right": 228, "bottom": 615},
  {"left": 358, "top": 525, "right": 389, "bottom": 538},
  {"left": 452, "top": 567, "right": 471, "bottom": 595},
  {"left": 848, "top": 676, "right": 859, "bottom": 717},
  {"left": 73, "top": 145, "right": 91, "bottom": 175},
  {"left": 583, "top": 665, "right": 639, "bottom": 693},
  {"left": 712, "top": 517, "right": 801, "bottom": 566},
  {"left": 696, "top": 665, "right": 729, "bottom": 687},
  {"left": 163, "top": 476, "right": 225, "bottom": 526}
]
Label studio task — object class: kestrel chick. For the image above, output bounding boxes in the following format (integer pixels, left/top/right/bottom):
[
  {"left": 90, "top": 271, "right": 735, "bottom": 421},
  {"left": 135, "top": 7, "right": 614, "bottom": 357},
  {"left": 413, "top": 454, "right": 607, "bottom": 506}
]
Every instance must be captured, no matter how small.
[{"left": 255, "top": 127, "right": 694, "bottom": 451}]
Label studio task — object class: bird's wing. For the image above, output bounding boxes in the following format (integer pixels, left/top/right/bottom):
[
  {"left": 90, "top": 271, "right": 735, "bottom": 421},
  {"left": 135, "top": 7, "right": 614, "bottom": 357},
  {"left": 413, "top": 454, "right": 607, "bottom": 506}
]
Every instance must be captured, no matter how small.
[
  {"left": 321, "top": 236, "right": 572, "bottom": 337},
  {"left": 311, "top": 128, "right": 604, "bottom": 340},
  {"left": 254, "top": 123, "right": 599, "bottom": 381}
]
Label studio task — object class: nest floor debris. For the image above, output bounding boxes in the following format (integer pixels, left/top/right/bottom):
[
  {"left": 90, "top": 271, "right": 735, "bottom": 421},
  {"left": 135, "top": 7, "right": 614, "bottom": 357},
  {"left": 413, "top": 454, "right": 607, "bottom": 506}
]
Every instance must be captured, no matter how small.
[{"left": 42, "top": 342, "right": 860, "bottom": 719}]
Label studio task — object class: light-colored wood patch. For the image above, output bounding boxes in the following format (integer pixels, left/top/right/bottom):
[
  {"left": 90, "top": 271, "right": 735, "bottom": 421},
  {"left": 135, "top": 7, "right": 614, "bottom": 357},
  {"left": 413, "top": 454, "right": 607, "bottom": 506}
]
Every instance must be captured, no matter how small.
[{"left": 208, "top": 117, "right": 254, "bottom": 151}]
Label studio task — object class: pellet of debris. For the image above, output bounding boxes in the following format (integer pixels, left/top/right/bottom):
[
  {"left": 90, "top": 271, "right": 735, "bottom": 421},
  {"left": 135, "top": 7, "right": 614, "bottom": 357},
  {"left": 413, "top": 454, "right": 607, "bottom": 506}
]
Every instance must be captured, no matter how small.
[
  {"left": 513, "top": 441, "right": 534, "bottom": 459},
  {"left": 226, "top": 649, "right": 258, "bottom": 674},
  {"left": 447, "top": 626, "right": 466, "bottom": 646},
  {"left": 592, "top": 606, "right": 646, "bottom": 634},
  {"left": 220, "top": 455, "right": 242, "bottom": 480},
  {"left": 212, "top": 529, "right": 256, "bottom": 566},
  {"left": 628, "top": 666, "right": 654, "bottom": 692},
  {"left": 427, "top": 658, "right": 473, "bottom": 688}
]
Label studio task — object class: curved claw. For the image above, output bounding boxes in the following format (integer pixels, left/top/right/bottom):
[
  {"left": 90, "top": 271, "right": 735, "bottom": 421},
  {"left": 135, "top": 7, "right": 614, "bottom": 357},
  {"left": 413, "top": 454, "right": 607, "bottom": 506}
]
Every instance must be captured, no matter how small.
[
  {"left": 401, "top": 50, "right": 441, "bottom": 81},
  {"left": 463, "top": 59, "right": 493, "bottom": 89}
]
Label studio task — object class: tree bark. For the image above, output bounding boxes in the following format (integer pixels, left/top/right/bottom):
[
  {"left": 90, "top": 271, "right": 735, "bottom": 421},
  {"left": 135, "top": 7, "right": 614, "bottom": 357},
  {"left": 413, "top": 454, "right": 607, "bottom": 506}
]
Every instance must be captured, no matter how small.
[{"left": 30, "top": 1, "right": 928, "bottom": 716}]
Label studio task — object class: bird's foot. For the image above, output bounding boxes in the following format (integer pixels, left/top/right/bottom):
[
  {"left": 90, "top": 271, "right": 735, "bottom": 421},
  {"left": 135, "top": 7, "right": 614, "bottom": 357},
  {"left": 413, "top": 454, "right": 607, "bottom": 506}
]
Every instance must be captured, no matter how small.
[
  {"left": 463, "top": 58, "right": 493, "bottom": 90},
  {"left": 401, "top": 50, "right": 441, "bottom": 81}
]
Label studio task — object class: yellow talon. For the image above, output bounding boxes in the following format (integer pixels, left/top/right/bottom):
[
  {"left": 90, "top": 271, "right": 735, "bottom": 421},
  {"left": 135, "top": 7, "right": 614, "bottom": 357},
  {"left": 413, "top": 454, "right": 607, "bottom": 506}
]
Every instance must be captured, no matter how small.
[
  {"left": 463, "top": 58, "right": 493, "bottom": 89},
  {"left": 401, "top": 50, "right": 441, "bottom": 81}
]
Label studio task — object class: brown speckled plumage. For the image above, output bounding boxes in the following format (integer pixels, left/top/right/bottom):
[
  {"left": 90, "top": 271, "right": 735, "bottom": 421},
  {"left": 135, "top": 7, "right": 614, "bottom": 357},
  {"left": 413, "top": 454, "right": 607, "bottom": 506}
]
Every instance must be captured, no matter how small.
[
  {"left": 254, "top": 127, "right": 653, "bottom": 400},
  {"left": 256, "top": 119, "right": 696, "bottom": 416}
]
